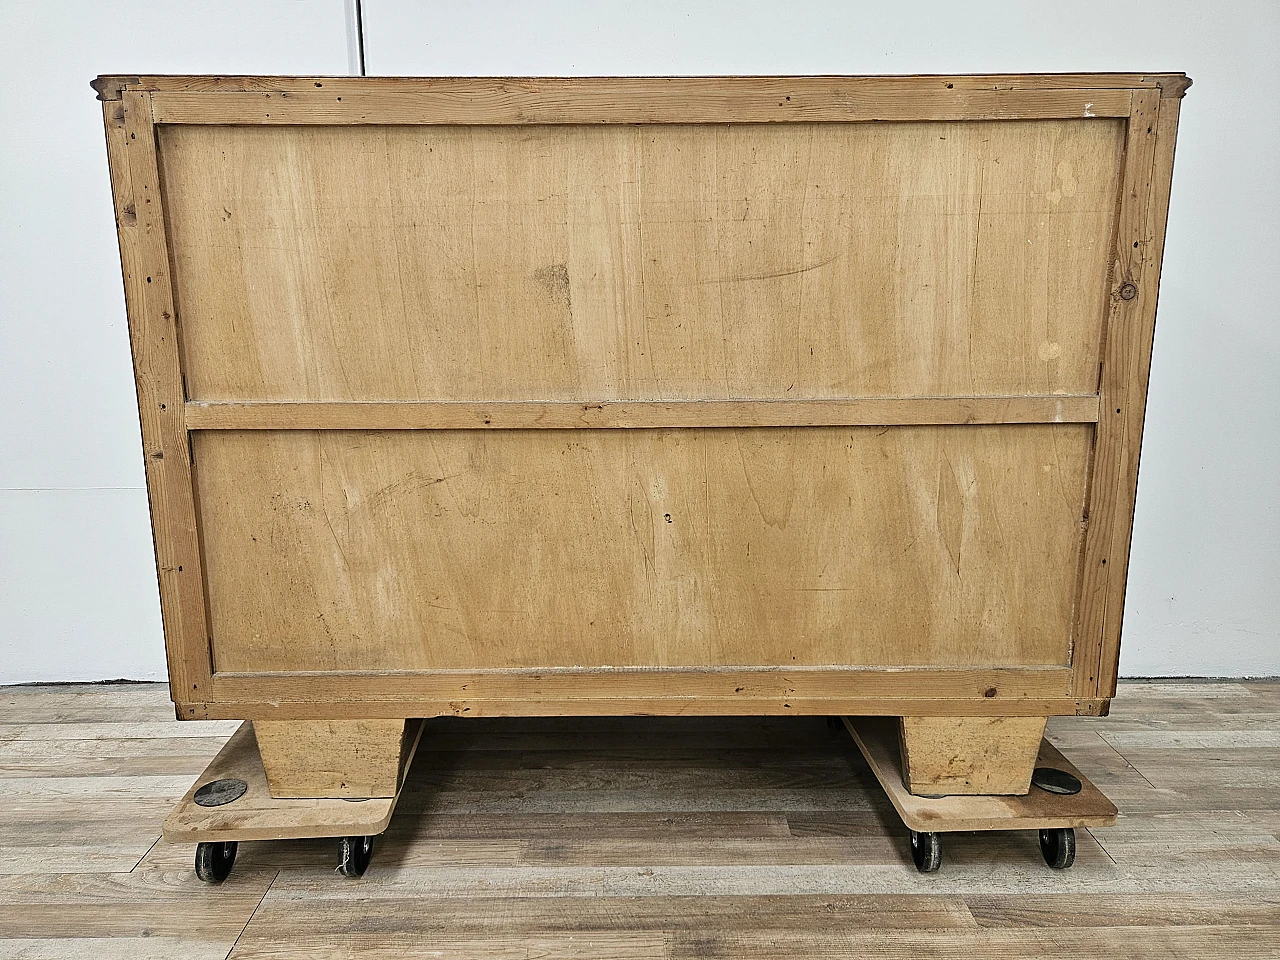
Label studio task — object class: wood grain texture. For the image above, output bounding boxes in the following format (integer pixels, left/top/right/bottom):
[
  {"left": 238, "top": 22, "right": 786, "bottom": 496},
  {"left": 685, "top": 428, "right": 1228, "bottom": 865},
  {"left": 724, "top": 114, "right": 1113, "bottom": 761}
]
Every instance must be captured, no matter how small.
[
  {"left": 253, "top": 719, "right": 418, "bottom": 799},
  {"left": 1073, "top": 92, "right": 1182, "bottom": 698},
  {"left": 139, "top": 75, "right": 1138, "bottom": 124},
  {"left": 661, "top": 929, "right": 1280, "bottom": 960},
  {"left": 0, "top": 684, "right": 178, "bottom": 723},
  {"left": 184, "top": 397, "right": 1101, "bottom": 430},
  {"left": 101, "top": 94, "right": 211, "bottom": 701},
  {"left": 150, "top": 91, "right": 1132, "bottom": 126},
  {"left": 0, "top": 870, "right": 273, "bottom": 937},
  {"left": 192, "top": 425, "right": 1090, "bottom": 674},
  {"left": 92, "top": 72, "right": 1192, "bottom": 102},
  {"left": 159, "top": 119, "right": 1123, "bottom": 403},
  {"left": 95, "top": 75, "right": 1187, "bottom": 731},
  {"left": 898, "top": 716, "right": 1048, "bottom": 795},
  {"left": 849, "top": 717, "right": 1116, "bottom": 826},
  {"left": 183, "top": 693, "right": 1111, "bottom": 722},
  {"left": 163, "top": 721, "right": 417, "bottom": 837},
  {"left": 208, "top": 668, "right": 1074, "bottom": 704},
  {"left": 1, "top": 679, "right": 1275, "bottom": 960}
]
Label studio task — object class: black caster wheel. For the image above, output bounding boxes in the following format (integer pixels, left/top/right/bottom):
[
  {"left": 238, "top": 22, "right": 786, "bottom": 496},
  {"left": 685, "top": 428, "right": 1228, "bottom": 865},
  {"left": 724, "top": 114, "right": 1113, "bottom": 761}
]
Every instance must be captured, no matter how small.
[
  {"left": 338, "top": 835, "right": 375, "bottom": 877},
  {"left": 909, "top": 830, "right": 942, "bottom": 872},
  {"left": 1039, "top": 827, "right": 1076, "bottom": 869},
  {"left": 194, "top": 841, "right": 237, "bottom": 884}
]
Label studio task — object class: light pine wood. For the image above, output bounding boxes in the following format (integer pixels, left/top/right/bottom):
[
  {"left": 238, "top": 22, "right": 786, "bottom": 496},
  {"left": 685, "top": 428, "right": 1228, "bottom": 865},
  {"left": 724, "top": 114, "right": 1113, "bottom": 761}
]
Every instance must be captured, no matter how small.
[
  {"left": 148, "top": 87, "right": 1134, "bottom": 125},
  {"left": 159, "top": 119, "right": 1123, "bottom": 404},
  {"left": 183, "top": 396, "right": 1101, "bottom": 431},
  {"left": 847, "top": 716, "right": 1116, "bottom": 829},
  {"left": 91, "top": 72, "right": 1193, "bottom": 103},
  {"left": 193, "top": 426, "right": 1090, "bottom": 674},
  {"left": 169, "top": 716, "right": 1111, "bottom": 842},
  {"left": 206, "top": 666, "right": 1075, "bottom": 710},
  {"left": 163, "top": 721, "right": 421, "bottom": 837},
  {"left": 253, "top": 719, "right": 416, "bottom": 799},
  {"left": 188, "top": 692, "right": 1111, "bottom": 722},
  {"left": 132, "top": 75, "right": 1145, "bottom": 125},
  {"left": 897, "top": 716, "right": 1048, "bottom": 796},
  {"left": 196, "top": 663, "right": 1105, "bottom": 721},
  {"left": 0, "top": 679, "right": 1275, "bottom": 960},
  {"left": 100, "top": 95, "right": 213, "bottom": 703},
  {"left": 1074, "top": 93, "right": 1185, "bottom": 699},
  {"left": 94, "top": 76, "right": 1189, "bottom": 756}
]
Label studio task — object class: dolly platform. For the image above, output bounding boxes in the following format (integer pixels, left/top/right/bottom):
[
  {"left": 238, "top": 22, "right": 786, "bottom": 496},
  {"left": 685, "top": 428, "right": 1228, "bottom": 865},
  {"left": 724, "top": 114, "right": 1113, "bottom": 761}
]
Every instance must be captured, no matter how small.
[
  {"left": 164, "top": 720, "right": 424, "bottom": 882},
  {"left": 167, "top": 715, "right": 1115, "bottom": 881},
  {"left": 842, "top": 716, "right": 1118, "bottom": 872}
]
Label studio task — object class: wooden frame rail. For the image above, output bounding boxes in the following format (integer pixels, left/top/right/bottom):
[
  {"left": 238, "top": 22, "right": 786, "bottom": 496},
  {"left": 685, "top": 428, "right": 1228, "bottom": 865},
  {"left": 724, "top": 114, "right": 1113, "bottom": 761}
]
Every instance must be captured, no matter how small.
[
  {"left": 184, "top": 666, "right": 1108, "bottom": 721},
  {"left": 184, "top": 397, "right": 1101, "bottom": 431},
  {"left": 92, "top": 73, "right": 1193, "bottom": 127}
]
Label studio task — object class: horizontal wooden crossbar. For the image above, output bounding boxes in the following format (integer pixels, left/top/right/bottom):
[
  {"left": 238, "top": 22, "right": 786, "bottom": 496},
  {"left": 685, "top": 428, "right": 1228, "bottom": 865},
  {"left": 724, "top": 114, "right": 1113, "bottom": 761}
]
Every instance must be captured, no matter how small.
[
  {"left": 184, "top": 397, "right": 1100, "bottom": 431},
  {"left": 135, "top": 77, "right": 1140, "bottom": 125},
  {"left": 185, "top": 665, "right": 1093, "bottom": 720},
  {"left": 94, "top": 73, "right": 1192, "bottom": 103},
  {"left": 184, "top": 696, "right": 1110, "bottom": 721}
]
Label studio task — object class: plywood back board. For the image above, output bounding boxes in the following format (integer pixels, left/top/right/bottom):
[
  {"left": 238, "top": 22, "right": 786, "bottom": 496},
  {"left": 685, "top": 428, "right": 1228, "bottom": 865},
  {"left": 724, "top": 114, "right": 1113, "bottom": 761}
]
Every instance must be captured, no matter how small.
[
  {"left": 159, "top": 119, "right": 1123, "bottom": 403},
  {"left": 95, "top": 74, "right": 1189, "bottom": 721},
  {"left": 195, "top": 425, "right": 1090, "bottom": 674}
]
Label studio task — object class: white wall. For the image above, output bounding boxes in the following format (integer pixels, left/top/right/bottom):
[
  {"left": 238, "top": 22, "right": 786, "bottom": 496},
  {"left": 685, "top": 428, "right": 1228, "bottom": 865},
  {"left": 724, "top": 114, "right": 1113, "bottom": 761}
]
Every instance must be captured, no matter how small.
[
  {"left": 1, "top": 2, "right": 1276, "bottom": 681},
  {"left": 0, "top": 1, "right": 351, "bottom": 682}
]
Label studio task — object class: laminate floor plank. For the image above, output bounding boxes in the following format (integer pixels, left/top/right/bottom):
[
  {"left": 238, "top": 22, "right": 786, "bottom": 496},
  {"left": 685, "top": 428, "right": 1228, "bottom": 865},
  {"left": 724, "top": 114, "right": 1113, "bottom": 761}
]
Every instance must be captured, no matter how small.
[
  {"left": 963, "top": 892, "right": 1280, "bottom": 928},
  {"left": 230, "top": 892, "right": 976, "bottom": 936},
  {"left": 227, "top": 934, "right": 666, "bottom": 960},
  {"left": 0, "top": 685, "right": 175, "bottom": 724},
  {"left": 0, "top": 870, "right": 273, "bottom": 938},
  {"left": 0, "top": 680, "right": 1276, "bottom": 959},
  {"left": 0, "top": 736, "right": 231, "bottom": 777},
  {"left": 1, "top": 720, "right": 241, "bottom": 742},
  {"left": 385, "top": 811, "right": 795, "bottom": 841},
  {"left": 0, "top": 936, "right": 240, "bottom": 959},
  {"left": 664, "top": 926, "right": 1280, "bottom": 959}
]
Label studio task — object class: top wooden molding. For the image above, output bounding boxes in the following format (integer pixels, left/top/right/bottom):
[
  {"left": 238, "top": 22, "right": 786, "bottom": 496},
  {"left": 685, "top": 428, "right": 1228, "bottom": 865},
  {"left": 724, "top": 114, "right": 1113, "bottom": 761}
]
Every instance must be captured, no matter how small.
[
  {"left": 90, "top": 74, "right": 1191, "bottom": 124},
  {"left": 90, "top": 73, "right": 1194, "bottom": 101}
]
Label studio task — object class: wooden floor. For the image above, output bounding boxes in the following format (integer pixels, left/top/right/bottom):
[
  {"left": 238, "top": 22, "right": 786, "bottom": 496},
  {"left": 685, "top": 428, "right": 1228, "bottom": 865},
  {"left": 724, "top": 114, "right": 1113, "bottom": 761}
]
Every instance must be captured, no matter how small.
[{"left": 0, "top": 682, "right": 1278, "bottom": 958}]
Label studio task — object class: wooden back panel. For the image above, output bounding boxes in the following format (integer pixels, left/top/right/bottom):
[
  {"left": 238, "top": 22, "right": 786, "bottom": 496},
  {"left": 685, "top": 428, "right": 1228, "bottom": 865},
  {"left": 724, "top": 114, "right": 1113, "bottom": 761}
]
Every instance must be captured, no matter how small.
[
  {"left": 95, "top": 75, "right": 1188, "bottom": 720},
  {"left": 194, "top": 425, "right": 1091, "bottom": 673},
  {"left": 160, "top": 120, "right": 1122, "bottom": 402}
]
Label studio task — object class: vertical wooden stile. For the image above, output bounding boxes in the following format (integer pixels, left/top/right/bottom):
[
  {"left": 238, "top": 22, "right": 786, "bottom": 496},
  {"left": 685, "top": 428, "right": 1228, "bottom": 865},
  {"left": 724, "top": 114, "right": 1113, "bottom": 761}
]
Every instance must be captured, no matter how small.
[
  {"left": 1073, "top": 87, "right": 1183, "bottom": 698},
  {"left": 101, "top": 91, "right": 213, "bottom": 705}
]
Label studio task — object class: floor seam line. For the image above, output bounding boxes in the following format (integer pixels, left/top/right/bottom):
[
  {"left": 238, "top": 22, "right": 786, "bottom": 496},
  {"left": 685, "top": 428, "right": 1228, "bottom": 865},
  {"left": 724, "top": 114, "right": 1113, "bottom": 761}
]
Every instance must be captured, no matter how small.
[
  {"left": 225, "top": 869, "right": 280, "bottom": 960},
  {"left": 1096, "top": 731, "right": 1160, "bottom": 790},
  {"left": 129, "top": 834, "right": 162, "bottom": 873}
]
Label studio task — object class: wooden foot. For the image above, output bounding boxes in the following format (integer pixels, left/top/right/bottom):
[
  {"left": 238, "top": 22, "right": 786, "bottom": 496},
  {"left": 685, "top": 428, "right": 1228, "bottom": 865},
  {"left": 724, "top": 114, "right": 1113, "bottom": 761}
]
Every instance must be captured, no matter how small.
[
  {"left": 898, "top": 716, "right": 1046, "bottom": 796},
  {"left": 253, "top": 719, "right": 415, "bottom": 799},
  {"left": 843, "top": 717, "right": 1117, "bottom": 833},
  {"left": 164, "top": 721, "right": 428, "bottom": 842}
]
